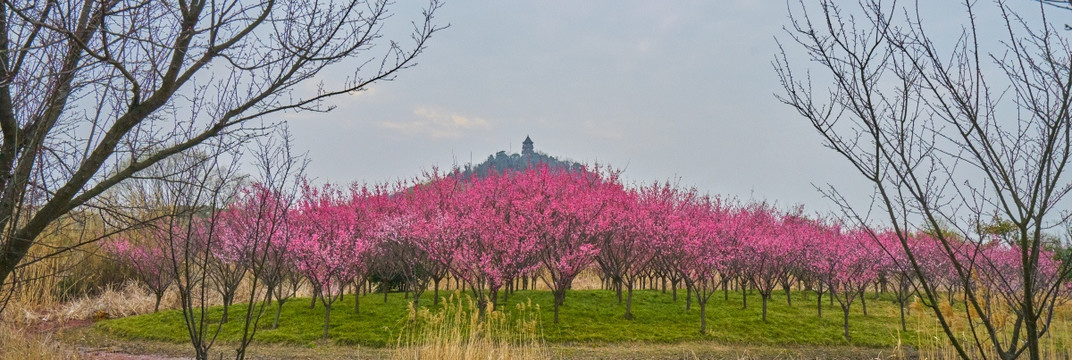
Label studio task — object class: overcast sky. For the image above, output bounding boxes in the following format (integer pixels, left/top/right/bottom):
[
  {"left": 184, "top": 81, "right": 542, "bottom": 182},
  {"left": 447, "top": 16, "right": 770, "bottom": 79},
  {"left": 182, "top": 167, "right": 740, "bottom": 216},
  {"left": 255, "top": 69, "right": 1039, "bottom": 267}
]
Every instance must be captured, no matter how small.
[{"left": 278, "top": 1, "right": 1050, "bottom": 215}]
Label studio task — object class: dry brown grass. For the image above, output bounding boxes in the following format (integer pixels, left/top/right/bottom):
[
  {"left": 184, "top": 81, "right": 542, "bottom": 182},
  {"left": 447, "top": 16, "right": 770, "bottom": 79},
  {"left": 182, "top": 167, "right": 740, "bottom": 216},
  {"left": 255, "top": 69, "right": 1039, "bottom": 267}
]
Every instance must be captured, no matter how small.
[
  {"left": 0, "top": 323, "right": 77, "bottom": 360},
  {"left": 59, "top": 281, "right": 176, "bottom": 321},
  {"left": 907, "top": 296, "right": 1072, "bottom": 359},
  {"left": 5, "top": 280, "right": 174, "bottom": 326},
  {"left": 393, "top": 293, "right": 548, "bottom": 360}
]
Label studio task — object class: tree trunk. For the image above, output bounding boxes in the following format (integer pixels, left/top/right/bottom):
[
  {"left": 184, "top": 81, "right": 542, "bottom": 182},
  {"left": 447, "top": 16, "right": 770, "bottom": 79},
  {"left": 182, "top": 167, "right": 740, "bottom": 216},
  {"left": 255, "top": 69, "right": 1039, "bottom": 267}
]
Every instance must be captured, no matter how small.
[
  {"left": 899, "top": 299, "right": 907, "bottom": 332},
  {"left": 154, "top": 293, "right": 163, "bottom": 313},
  {"left": 553, "top": 300, "right": 561, "bottom": 325},
  {"left": 616, "top": 279, "right": 623, "bottom": 304},
  {"left": 557, "top": 289, "right": 566, "bottom": 323},
  {"left": 412, "top": 293, "right": 421, "bottom": 320},
  {"left": 762, "top": 296, "right": 769, "bottom": 322},
  {"left": 322, "top": 303, "right": 332, "bottom": 340},
  {"left": 433, "top": 278, "right": 441, "bottom": 305},
  {"left": 355, "top": 290, "right": 361, "bottom": 314},
  {"left": 699, "top": 300, "right": 707, "bottom": 334},
  {"left": 861, "top": 291, "right": 868, "bottom": 317},
  {"left": 842, "top": 306, "right": 850, "bottom": 341},
  {"left": 624, "top": 285, "right": 635, "bottom": 320},
  {"left": 272, "top": 299, "right": 285, "bottom": 329},
  {"left": 476, "top": 296, "right": 488, "bottom": 320},
  {"left": 817, "top": 292, "right": 823, "bottom": 317},
  {"left": 685, "top": 286, "right": 692, "bottom": 310},
  {"left": 195, "top": 347, "right": 209, "bottom": 360}
]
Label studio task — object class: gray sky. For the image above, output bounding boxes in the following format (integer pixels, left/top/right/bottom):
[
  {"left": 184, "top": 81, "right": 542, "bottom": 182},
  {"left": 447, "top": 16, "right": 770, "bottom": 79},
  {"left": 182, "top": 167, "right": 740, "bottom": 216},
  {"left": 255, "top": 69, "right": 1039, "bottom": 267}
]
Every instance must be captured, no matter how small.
[{"left": 279, "top": 1, "right": 1047, "bottom": 214}]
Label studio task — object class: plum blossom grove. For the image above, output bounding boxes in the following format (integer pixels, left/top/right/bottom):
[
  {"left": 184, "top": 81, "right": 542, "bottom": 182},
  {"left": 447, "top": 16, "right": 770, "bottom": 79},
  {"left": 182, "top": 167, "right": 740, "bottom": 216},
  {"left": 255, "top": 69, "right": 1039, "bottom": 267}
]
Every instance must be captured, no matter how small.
[{"left": 104, "top": 165, "right": 1069, "bottom": 340}]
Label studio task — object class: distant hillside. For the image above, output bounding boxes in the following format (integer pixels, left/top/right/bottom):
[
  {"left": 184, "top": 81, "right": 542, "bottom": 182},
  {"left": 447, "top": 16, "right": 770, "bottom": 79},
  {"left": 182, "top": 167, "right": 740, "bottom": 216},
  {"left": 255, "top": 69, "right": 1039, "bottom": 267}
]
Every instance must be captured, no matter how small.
[{"left": 460, "top": 136, "right": 583, "bottom": 178}]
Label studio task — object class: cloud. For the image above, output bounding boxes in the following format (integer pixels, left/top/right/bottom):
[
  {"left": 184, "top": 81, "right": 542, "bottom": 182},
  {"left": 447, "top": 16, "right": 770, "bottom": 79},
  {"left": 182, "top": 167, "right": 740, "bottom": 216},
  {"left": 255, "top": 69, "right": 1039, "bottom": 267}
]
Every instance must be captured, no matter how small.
[{"left": 379, "top": 107, "right": 490, "bottom": 138}]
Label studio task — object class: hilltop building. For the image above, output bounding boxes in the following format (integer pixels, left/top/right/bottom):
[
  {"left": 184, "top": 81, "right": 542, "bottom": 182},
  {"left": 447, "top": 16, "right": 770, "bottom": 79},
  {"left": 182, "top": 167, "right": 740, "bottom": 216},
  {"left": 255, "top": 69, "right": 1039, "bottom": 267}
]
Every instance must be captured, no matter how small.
[
  {"left": 460, "top": 136, "right": 583, "bottom": 179},
  {"left": 522, "top": 136, "right": 534, "bottom": 157}
]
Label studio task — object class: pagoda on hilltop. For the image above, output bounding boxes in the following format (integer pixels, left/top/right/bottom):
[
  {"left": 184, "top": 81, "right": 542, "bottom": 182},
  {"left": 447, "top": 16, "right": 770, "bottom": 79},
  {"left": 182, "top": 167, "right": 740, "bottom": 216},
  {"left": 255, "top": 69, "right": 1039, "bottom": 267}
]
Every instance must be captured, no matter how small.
[
  {"left": 460, "top": 136, "right": 583, "bottom": 179},
  {"left": 522, "top": 136, "right": 534, "bottom": 157}
]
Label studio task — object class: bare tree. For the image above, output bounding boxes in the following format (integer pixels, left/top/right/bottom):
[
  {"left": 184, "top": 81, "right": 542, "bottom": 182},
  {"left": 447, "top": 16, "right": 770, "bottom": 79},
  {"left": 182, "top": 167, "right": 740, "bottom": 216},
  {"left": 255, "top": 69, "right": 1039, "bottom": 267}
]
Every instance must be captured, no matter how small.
[
  {"left": 776, "top": 1, "right": 1072, "bottom": 358},
  {"left": 229, "top": 127, "right": 305, "bottom": 360},
  {"left": 146, "top": 140, "right": 243, "bottom": 360},
  {"left": 0, "top": 0, "right": 444, "bottom": 296}
]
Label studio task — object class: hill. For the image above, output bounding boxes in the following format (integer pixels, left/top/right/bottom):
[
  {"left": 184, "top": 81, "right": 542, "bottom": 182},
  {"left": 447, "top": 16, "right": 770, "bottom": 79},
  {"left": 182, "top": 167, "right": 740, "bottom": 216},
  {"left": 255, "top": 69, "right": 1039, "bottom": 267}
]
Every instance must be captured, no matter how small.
[{"left": 460, "top": 136, "right": 584, "bottom": 178}]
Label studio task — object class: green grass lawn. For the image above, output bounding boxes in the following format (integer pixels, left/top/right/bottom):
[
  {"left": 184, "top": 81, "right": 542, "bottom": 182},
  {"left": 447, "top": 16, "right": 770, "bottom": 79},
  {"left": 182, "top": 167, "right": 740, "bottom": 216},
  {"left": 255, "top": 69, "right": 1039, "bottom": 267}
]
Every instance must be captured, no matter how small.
[{"left": 94, "top": 289, "right": 934, "bottom": 348}]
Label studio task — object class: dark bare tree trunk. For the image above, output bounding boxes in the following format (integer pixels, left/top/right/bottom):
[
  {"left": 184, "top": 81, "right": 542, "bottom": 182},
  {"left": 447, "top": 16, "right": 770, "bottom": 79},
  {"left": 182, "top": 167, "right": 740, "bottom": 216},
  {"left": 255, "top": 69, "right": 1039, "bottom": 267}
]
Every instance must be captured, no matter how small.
[
  {"left": 154, "top": 292, "right": 164, "bottom": 313},
  {"left": 552, "top": 291, "right": 564, "bottom": 324},
  {"left": 433, "top": 278, "right": 441, "bottom": 305},
  {"left": 899, "top": 300, "right": 907, "bottom": 332},
  {"left": 860, "top": 290, "right": 868, "bottom": 317},
  {"left": 322, "top": 303, "right": 331, "bottom": 340},
  {"left": 615, "top": 279, "right": 623, "bottom": 304},
  {"left": 817, "top": 292, "right": 823, "bottom": 318},
  {"left": 685, "top": 286, "right": 692, "bottom": 310},
  {"left": 699, "top": 300, "right": 707, "bottom": 334},
  {"left": 762, "top": 296, "right": 769, "bottom": 322},
  {"left": 842, "top": 306, "right": 850, "bottom": 341}
]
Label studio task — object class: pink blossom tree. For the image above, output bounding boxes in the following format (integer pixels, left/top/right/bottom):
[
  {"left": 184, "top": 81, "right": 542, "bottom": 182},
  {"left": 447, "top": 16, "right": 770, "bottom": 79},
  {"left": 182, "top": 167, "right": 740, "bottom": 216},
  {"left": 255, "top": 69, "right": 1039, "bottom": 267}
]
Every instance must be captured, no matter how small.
[
  {"left": 217, "top": 183, "right": 302, "bottom": 330},
  {"left": 680, "top": 194, "right": 736, "bottom": 334},
  {"left": 291, "top": 181, "right": 367, "bottom": 340},
  {"left": 814, "top": 226, "right": 879, "bottom": 340},
  {"left": 209, "top": 203, "right": 255, "bottom": 322},
  {"left": 516, "top": 165, "right": 619, "bottom": 323},
  {"left": 737, "top": 203, "right": 795, "bottom": 322},
  {"left": 363, "top": 182, "right": 445, "bottom": 312},
  {"left": 642, "top": 182, "right": 731, "bottom": 334},
  {"left": 404, "top": 171, "right": 464, "bottom": 306},
  {"left": 445, "top": 171, "right": 541, "bottom": 316},
  {"left": 102, "top": 233, "right": 175, "bottom": 312},
  {"left": 595, "top": 187, "right": 656, "bottom": 319}
]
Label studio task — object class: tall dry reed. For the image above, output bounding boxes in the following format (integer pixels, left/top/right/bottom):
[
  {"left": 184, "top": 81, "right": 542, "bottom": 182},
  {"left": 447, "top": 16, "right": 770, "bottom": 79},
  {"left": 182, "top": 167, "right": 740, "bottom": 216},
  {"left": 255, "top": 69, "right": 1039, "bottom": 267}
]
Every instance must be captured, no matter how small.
[
  {"left": 393, "top": 292, "right": 549, "bottom": 360},
  {"left": 0, "top": 323, "right": 77, "bottom": 360}
]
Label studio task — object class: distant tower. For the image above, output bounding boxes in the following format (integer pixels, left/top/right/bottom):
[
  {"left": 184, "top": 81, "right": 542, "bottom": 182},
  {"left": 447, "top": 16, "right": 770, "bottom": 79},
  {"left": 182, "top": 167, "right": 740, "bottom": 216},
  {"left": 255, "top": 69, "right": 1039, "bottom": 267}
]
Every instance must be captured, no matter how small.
[{"left": 522, "top": 136, "right": 534, "bottom": 157}]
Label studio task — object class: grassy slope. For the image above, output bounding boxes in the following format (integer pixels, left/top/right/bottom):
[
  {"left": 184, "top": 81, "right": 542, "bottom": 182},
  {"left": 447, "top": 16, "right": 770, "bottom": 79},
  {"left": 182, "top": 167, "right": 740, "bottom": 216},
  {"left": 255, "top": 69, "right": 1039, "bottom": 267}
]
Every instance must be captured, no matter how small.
[{"left": 95, "top": 289, "right": 933, "bottom": 348}]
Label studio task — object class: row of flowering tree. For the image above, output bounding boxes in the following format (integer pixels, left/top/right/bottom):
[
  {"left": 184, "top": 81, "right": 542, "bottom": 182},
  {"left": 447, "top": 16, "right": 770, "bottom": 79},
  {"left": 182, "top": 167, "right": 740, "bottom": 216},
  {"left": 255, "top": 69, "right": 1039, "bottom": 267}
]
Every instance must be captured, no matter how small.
[{"left": 106, "top": 164, "right": 1068, "bottom": 342}]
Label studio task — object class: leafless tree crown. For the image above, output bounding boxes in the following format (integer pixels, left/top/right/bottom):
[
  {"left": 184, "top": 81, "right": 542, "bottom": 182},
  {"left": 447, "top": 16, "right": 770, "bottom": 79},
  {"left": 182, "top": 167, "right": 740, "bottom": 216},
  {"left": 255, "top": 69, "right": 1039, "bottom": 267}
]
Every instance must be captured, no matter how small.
[
  {"left": 0, "top": 0, "right": 444, "bottom": 290},
  {"left": 776, "top": 1, "right": 1072, "bottom": 358}
]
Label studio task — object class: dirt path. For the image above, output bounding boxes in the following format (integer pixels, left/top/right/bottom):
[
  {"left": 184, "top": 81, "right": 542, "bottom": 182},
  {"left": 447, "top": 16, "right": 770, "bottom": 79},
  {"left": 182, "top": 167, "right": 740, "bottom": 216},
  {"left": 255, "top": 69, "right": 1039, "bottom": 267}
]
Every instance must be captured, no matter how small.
[{"left": 77, "top": 349, "right": 193, "bottom": 360}]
